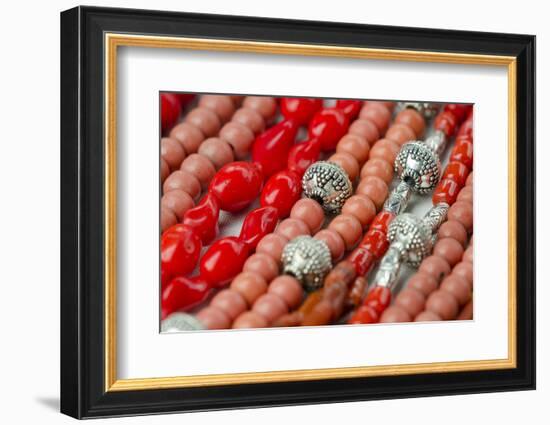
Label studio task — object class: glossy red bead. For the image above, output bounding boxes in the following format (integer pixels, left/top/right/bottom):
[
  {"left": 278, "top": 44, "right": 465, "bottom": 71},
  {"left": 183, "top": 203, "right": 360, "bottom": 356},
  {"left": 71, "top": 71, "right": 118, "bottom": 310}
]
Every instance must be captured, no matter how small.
[
  {"left": 364, "top": 286, "right": 392, "bottom": 315},
  {"left": 335, "top": 99, "right": 363, "bottom": 120},
  {"left": 239, "top": 207, "right": 279, "bottom": 249},
  {"left": 348, "top": 247, "right": 376, "bottom": 275},
  {"left": 434, "top": 110, "right": 458, "bottom": 138},
  {"left": 161, "top": 93, "right": 181, "bottom": 134},
  {"left": 370, "top": 211, "right": 395, "bottom": 233},
  {"left": 252, "top": 119, "right": 299, "bottom": 177},
  {"left": 360, "top": 229, "right": 389, "bottom": 260},
  {"left": 209, "top": 161, "right": 263, "bottom": 212},
  {"left": 200, "top": 237, "right": 250, "bottom": 287},
  {"left": 308, "top": 108, "right": 350, "bottom": 151},
  {"left": 457, "top": 119, "right": 474, "bottom": 138},
  {"left": 450, "top": 138, "right": 474, "bottom": 170},
  {"left": 287, "top": 138, "right": 321, "bottom": 177},
  {"left": 160, "top": 224, "right": 202, "bottom": 280},
  {"left": 443, "top": 104, "right": 470, "bottom": 122},
  {"left": 348, "top": 305, "right": 379, "bottom": 324},
  {"left": 260, "top": 169, "right": 302, "bottom": 219},
  {"left": 161, "top": 276, "right": 211, "bottom": 318},
  {"left": 442, "top": 161, "right": 469, "bottom": 186},
  {"left": 432, "top": 178, "right": 460, "bottom": 205},
  {"left": 280, "top": 97, "right": 323, "bottom": 125},
  {"left": 182, "top": 192, "right": 220, "bottom": 244}
]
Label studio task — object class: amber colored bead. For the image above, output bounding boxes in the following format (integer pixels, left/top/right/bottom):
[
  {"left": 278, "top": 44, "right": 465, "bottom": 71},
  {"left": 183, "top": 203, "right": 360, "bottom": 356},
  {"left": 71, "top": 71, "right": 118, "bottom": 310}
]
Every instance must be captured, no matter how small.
[
  {"left": 324, "top": 261, "right": 357, "bottom": 287},
  {"left": 302, "top": 300, "right": 333, "bottom": 326},
  {"left": 432, "top": 178, "right": 460, "bottom": 205},
  {"left": 370, "top": 210, "right": 395, "bottom": 233},
  {"left": 348, "top": 247, "right": 376, "bottom": 275},
  {"left": 299, "top": 290, "right": 324, "bottom": 314},
  {"left": 348, "top": 305, "right": 379, "bottom": 324},
  {"left": 450, "top": 138, "right": 473, "bottom": 170},
  {"left": 360, "top": 229, "right": 389, "bottom": 259},
  {"left": 364, "top": 286, "right": 392, "bottom": 315},
  {"left": 348, "top": 276, "right": 368, "bottom": 307},
  {"left": 323, "top": 280, "right": 348, "bottom": 318},
  {"left": 434, "top": 111, "right": 458, "bottom": 138},
  {"left": 442, "top": 161, "right": 469, "bottom": 186}
]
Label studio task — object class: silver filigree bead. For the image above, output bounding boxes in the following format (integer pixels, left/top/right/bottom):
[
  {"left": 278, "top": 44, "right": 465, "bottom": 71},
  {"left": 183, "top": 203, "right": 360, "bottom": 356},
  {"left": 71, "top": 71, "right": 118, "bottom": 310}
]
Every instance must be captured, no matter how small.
[
  {"left": 396, "top": 102, "right": 440, "bottom": 120},
  {"left": 387, "top": 213, "right": 433, "bottom": 267},
  {"left": 302, "top": 161, "right": 352, "bottom": 214},
  {"left": 394, "top": 141, "right": 441, "bottom": 195},
  {"left": 281, "top": 236, "right": 332, "bottom": 292},
  {"left": 161, "top": 313, "right": 205, "bottom": 332},
  {"left": 383, "top": 180, "right": 414, "bottom": 215}
]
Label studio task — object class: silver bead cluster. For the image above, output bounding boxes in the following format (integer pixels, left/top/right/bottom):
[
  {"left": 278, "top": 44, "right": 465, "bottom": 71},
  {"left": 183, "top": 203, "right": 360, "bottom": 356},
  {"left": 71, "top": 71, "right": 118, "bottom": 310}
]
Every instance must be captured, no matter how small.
[
  {"left": 394, "top": 141, "right": 441, "bottom": 195},
  {"left": 302, "top": 161, "right": 352, "bottom": 214},
  {"left": 383, "top": 180, "right": 413, "bottom": 216},
  {"left": 387, "top": 213, "right": 433, "bottom": 267},
  {"left": 161, "top": 313, "right": 205, "bottom": 332},
  {"left": 281, "top": 236, "right": 332, "bottom": 292}
]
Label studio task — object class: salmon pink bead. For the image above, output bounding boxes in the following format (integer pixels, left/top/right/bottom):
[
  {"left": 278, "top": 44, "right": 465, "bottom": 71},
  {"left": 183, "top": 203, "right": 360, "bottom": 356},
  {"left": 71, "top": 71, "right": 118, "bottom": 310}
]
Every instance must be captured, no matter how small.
[
  {"left": 243, "top": 96, "right": 277, "bottom": 120},
  {"left": 308, "top": 108, "right": 349, "bottom": 151},
  {"left": 328, "top": 214, "right": 363, "bottom": 250},
  {"left": 342, "top": 195, "right": 377, "bottom": 228},
  {"left": 180, "top": 154, "right": 216, "bottom": 190},
  {"left": 162, "top": 170, "right": 201, "bottom": 201},
  {"left": 440, "top": 275, "right": 471, "bottom": 305},
  {"left": 290, "top": 199, "right": 325, "bottom": 233},
  {"left": 210, "top": 289, "right": 248, "bottom": 320},
  {"left": 197, "top": 137, "right": 234, "bottom": 169},
  {"left": 161, "top": 137, "right": 186, "bottom": 171},
  {"left": 336, "top": 134, "right": 370, "bottom": 164},
  {"left": 161, "top": 190, "right": 194, "bottom": 220},
  {"left": 359, "top": 103, "right": 391, "bottom": 134},
  {"left": 219, "top": 122, "right": 255, "bottom": 159},
  {"left": 329, "top": 152, "right": 360, "bottom": 182},
  {"left": 199, "top": 95, "right": 236, "bottom": 121},
  {"left": 161, "top": 159, "right": 170, "bottom": 182},
  {"left": 360, "top": 158, "right": 394, "bottom": 184},
  {"left": 268, "top": 275, "right": 303, "bottom": 309},
  {"left": 426, "top": 290, "right": 459, "bottom": 320},
  {"left": 356, "top": 176, "right": 388, "bottom": 210},
  {"left": 232, "top": 311, "right": 268, "bottom": 329},
  {"left": 466, "top": 172, "right": 474, "bottom": 186},
  {"left": 233, "top": 107, "right": 265, "bottom": 134},
  {"left": 185, "top": 107, "right": 221, "bottom": 137},
  {"left": 260, "top": 170, "right": 302, "bottom": 219},
  {"left": 418, "top": 255, "right": 451, "bottom": 282},
  {"left": 407, "top": 272, "right": 438, "bottom": 297},
  {"left": 433, "top": 238, "right": 464, "bottom": 266},
  {"left": 463, "top": 245, "right": 474, "bottom": 263},
  {"left": 394, "top": 288, "right": 426, "bottom": 317},
  {"left": 196, "top": 306, "right": 231, "bottom": 330},
  {"left": 378, "top": 305, "right": 411, "bottom": 323},
  {"left": 414, "top": 311, "right": 442, "bottom": 322},
  {"left": 348, "top": 119, "right": 380, "bottom": 144},
  {"left": 230, "top": 272, "right": 268, "bottom": 306},
  {"left": 395, "top": 108, "right": 425, "bottom": 137},
  {"left": 438, "top": 220, "right": 468, "bottom": 247},
  {"left": 276, "top": 218, "right": 310, "bottom": 240},
  {"left": 243, "top": 253, "right": 280, "bottom": 281},
  {"left": 368, "top": 138, "right": 400, "bottom": 163},
  {"left": 314, "top": 229, "right": 345, "bottom": 261},
  {"left": 252, "top": 293, "right": 288, "bottom": 323},
  {"left": 256, "top": 234, "right": 289, "bottom": 263},
  {"left": 385, "top": 123, "right": 416, "bottom": 146},
  {"left": 280, "top": 97, "right": 324, "bottom": 125},
  {"left": 161, "top": 208, "right": 177, "bottom": 232},
  {"left": 452, "top": 262, "right": 473, "bottom": 286},
  {"left": 457, "top": 185, "right": 473, "bottom": 203},
  {"left": 170, "top": 122, "right": 204, "bottom": 154},
  {"left": 448, "top": 201, "right": 474, "bottom": 233}
]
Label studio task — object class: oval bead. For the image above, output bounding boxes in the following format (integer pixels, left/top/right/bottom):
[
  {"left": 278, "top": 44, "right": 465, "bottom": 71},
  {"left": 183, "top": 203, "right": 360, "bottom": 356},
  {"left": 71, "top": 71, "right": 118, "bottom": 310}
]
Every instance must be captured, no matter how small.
[
  {"left": 280, "top": 97, "right": 323, "bottom": 125},
  {"left": 160, "top": 224, "right": 202, "bottom": 280},
  {"left": 252, "top": 119, "right": 299, "bottom": 178},
  {"left": 209, "top": 161, "right": 263, "bottom": 212},
  {"left": 287, "top": 138, "right": 321, "bottom": 177},
  {"left": 200, "top": 237, "right": 250, "bottom": 287},
  {"left": 239, "top": 207, "right": 279, "bottom": 249},
  {"left": 260, "top": 170, "right": 302, "bottom": 218}
]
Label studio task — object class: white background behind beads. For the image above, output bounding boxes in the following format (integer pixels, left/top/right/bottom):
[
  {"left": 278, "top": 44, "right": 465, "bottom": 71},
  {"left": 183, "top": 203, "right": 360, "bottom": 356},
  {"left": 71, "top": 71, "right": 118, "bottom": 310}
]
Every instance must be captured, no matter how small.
[{"left": 0, "top": 1, "right": 546, "bottom": 424}]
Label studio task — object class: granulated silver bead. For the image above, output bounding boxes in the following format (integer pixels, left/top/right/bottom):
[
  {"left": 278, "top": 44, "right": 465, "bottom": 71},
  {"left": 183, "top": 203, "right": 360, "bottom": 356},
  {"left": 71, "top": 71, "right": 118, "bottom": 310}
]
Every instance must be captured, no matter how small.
[
  {"left": 302, "top": 161, "right": 352, "bottom": 214},
  {"left": 161, "top": 313, "right": 205, "bottom": 332},
  {"left": 394, "top": 141, "right": 441, "bottom": 195},
  {"left": 281, "top": 236, "right": 332, "bottom": 292},
  {"left": 387, "top": 213, "right": 433, "bottom": 267}
]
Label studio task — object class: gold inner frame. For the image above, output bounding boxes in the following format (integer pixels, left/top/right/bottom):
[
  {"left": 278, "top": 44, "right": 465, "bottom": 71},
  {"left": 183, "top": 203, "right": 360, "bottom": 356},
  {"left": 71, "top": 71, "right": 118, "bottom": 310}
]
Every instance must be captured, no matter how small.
[{"left": 104, "top": 33, "right": 517, "bottom": 392}]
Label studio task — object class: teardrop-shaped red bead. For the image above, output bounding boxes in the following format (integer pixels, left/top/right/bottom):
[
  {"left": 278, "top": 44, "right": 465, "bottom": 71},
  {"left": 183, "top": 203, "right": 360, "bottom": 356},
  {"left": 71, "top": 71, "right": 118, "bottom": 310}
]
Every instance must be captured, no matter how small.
[
  {"left": 308, "top": 108, "right": 349, "bottom": 151},
  {"left": 200, "top": 237, "right": 250, "bottom": 287},
  {"left": 287, "top": 138, "right": 321, "bottom": 177},
  {"left": 239, "top": 206, "right": 279, "bottom": 249},
  {"left": 161, "top": 275, "right": 211, "bottom": 318},
  {"left": 252, "top": 119, "right": 299, "bottom": 178},
  {"left": 260, "top": 170, "right": 302, "bottom": 218},
  {"left": 182, "top": 192, "right": 220, "bottom": 244}
]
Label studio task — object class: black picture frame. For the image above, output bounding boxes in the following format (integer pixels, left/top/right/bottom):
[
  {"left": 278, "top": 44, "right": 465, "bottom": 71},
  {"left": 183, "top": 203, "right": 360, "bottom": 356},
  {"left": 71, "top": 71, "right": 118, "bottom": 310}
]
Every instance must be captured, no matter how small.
[{"left": 60, "top": 5, "right": 536, "bottom": 419}]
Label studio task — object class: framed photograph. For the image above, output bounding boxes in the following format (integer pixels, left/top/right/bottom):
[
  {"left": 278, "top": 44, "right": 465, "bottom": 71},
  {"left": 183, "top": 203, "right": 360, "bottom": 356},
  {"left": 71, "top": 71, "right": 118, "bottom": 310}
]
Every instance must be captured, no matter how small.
[{"left": 60, "top": 5, "right": 536, "bottom": 419}]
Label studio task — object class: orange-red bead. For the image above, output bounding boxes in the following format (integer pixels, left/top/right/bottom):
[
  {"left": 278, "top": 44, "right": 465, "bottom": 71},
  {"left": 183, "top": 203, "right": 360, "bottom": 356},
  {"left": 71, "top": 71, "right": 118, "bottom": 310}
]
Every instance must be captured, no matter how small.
[
  {"left": 442, "top": 161, "right": 469, "bottom": 186},
  {"left": 370, "top": 210, "right": 395, "bottom": 233},
  {"left": 432, "top": 178, "right": 460, "bottom": 205},
  {"left": 450, "top": 138, "right": 474, "bottom": 170},
  {"left": 360, "top": 229, "right": 389, "bottom": 259},
  {"left": 364, "top": 286, "right": 392, "bottom": 315}
]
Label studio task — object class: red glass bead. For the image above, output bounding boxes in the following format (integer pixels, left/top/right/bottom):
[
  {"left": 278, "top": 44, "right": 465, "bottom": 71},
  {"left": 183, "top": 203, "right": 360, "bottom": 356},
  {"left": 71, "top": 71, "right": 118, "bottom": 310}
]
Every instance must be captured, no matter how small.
[
  {"left": 200, "top": 237, "right": 250, "bottom": 287},
  {"left": 457, "top": 119, "right": 473, "bottom": 138},
  {"left": 161, "top": 276, "right": 211, "bottom": 319},
  {"left": 287, "top": 138, "right": 321, "bottom": 177},
  {"left": 370, "top": 211, "right": 395, "bottom": 233},
  {"left": 239, "top": 206, "right": 279, "bottom": 249},
  {"left": 252, "top": 119, "right": 299, "bottom": 178},
  {"left": 442, "top": 161, "right": 469, "bottom": 186},
  {"left": 434, "top": 110, "right": 458, "bottom": 138},
  {"left": 443, "top": 104, "right": 470, "bottom": 123},
  {"left": 450, "top": 138, "right": 473, "bottom": 170},
  {"left": 182, "top": 193, "right": 220, "bottom": 244},
  {"left": 209, "top": 161, "right": 263, "bottom": 212},
  {"left": 348, "top": 305, "right": 379, "bottom": 324},
  {"left": 161, "top": 224, "right": 202, "bottom": 280},
  {"left": 364, "top": 286, "right": 392, "bottom": 315},
  {"left": 161, "top": 93, "right": 181, "bottom": 134},
  {"left": 280, "top": 97, "right": 323, "bottom": 125},
  {"left": 308, "top": 108, "right": 350, "bottom": 151},
  {"left": 335, "top": 99, "right": 362, "bottom": 120},
  {"left": 360, "top": 229, "right": 389, "bottom": 260},
  {"left": 348, "top": 247, "right": 376, "bottom": 275},
  {"left": 260, "top": 169, "right": 302, "bottom": 218},
  {"left": 432, "top": 178, "right": 460, "bottom": 205}
]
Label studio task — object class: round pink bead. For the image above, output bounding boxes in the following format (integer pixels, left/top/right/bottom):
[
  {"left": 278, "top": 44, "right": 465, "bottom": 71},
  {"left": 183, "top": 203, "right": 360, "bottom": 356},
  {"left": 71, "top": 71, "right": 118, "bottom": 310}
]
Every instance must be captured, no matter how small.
[
  {"left": 232, "top": 107, "right": 265, "bottom": 134},
  {"left": 452, "top": 262, "right": 473, "bottom": 286},
  {"left": 290, "top": 199, "right": 325, "bottom": 233},
  {"left": 359, "top": 103, "right": 391, "bottom": 134},
  {"left": 414, "top": 311, "right": 442, "bottom": 322},
  {"left": 356, "top": 176, "right": 388, "bottom": 210},
  {"left": 425, "top": 290, "right": 459, "bottom": 320},
  {"left": 199, "top": 95, "right": 235, "bottom": 122},
  {"left": 276, "top": 218, "right": 310, "bottom": 240},
  {"left": 328, "top": 214, "right": 363, "bottom": 250},
  {"left": 438, "top": 220, "right": 468, "bottom": 247},
  {"left": 268, "top": 275, "right": 303, "bottom": 309},
  {"left": 448, "top": 201, "right": 474, "bottom": 233},
  {"left": 185, "top": 107, "right": 221, "bottom": 137},
  {"left": 230, "top": 96, "right": 244, "bottom": 105},
  {"left": 210, "top": 289, "right": 248, "bottom": 320},
  {"left": 243, "top": 96, "right": 277, "bottom": 120},
  {"left": 368, "top": 138, "right": 400, "bottom": 164},
  {"left": 243, "top": 253, "right": 280, "bottom": 281},
  {"left": 230, "top": 272, "right": 268, "bottom": 306},
  {"left": 162, "top": 170, "right": 201, "bottom": 201},
  {"left": 314, "top": 229, "right": 345, "bottom": 261},
  {"left": 161, "top": 190, "right": 194, "bottom": 220},
  {"left": 360, "top": 158, "right": 394, "bottom": 184},
  {"left": 457, "top": 185, "right": 473, "bottom": 203},
  {"left": 336, "top": 134, "right": 371, "bottom": 164},
  {"left": 462, "top": 245, "right": 474, "bottom": 263},
  {"left": 180, "top": 153, "right": 216, "bottom": 190},
  {"left": 379, "top": 305, "right": 411, "bottom": 323},
  {"left": 196, "top": 306, "right": 231, "bottom": 330},
  {"left": 219, "top": 122, "right": 255, "bottom": 159},
  {"left": 252, "top": 293, "right": 288, "bottom": 323},
  {"left": 197, "top": 137, "right": 234, "bottom": 169},
  {"left": 394, "top": 288, "right": 426, "bottom": 317},
  {"left": 161, "top": 159, "right": 170, "bottom": 182},
  {"left": 160, "top": 208, "right": 177, "bottom": 232},
  {"left": 466, "top": 172, "right": 474, "bottom": 186},
  {"left": 418, "top": 256, "right": 451, "bottom": 282},
  {"left": 385, "top": 123, "right": 416, "bottom": 146},
  {"left": 348, "top": 119, "right": 380, "bottom": 144},
  {"left": 161, "top": 137, "right": 186, "bottom": 171},
  {"left": 395, "top": 108, "right": 426, "bottom": 137},
  {"left": 169, "top": 122, "right": 204, "bottom": 153},
  {"left": 433, "top": 238, "right": 464, "bottom": 267},
  {"left": 232, "top": 311, "right": 268, "bottom": 329},
  {"left": 440, "top": 275, "right": 471, "bottom": 306},
  {"left": 407, "top": 272, "right": 439, "bottom": 297},
  {"left": 256, "top": 234, "right": 289, "bottom": 264},
  {"left": 342, "top": 195, "right": 377, "bottom": 228},
  {"left": 329, "top": 152, "right": 360, "bottom": 182}
]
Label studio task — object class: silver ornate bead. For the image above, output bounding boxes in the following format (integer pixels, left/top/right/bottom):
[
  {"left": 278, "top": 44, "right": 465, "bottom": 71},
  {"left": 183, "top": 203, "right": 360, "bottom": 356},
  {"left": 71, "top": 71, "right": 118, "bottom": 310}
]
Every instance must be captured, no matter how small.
[
  {"left": 281, "top": 236, "right": 332, "bottom": 292},
  {"left": 387, "top": 213, "right": 433, "bottom": 267},
  {"left": 302, "top": 161, "right": 352, "bottom": 214},
  {"left": 394, "top": 141, "right": 441, "bottom": 195},
  {"left": 396, "top": 102, "right": 440, "bottom": 120},
  {"left": 161, "top": 313, "right": 205, "bottom": 332}
]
